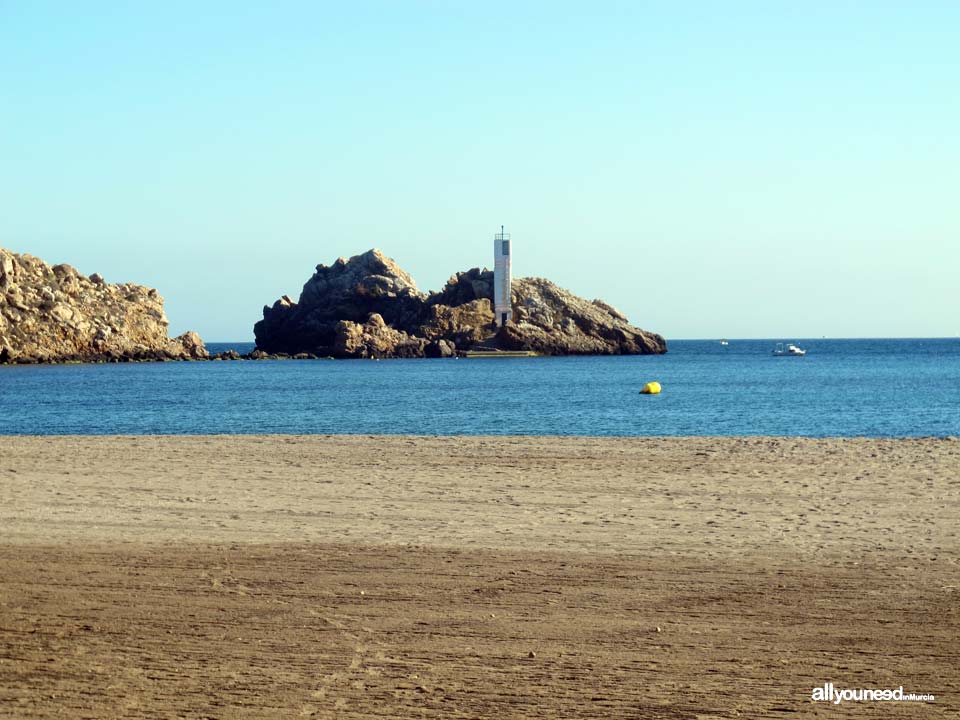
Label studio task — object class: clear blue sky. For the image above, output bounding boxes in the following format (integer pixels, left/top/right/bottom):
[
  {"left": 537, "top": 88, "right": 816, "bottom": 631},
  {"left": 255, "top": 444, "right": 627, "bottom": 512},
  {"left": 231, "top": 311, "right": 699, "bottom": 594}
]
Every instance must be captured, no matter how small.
[{"left": 2, "top": 2, "right": 957, "bottom": 340}]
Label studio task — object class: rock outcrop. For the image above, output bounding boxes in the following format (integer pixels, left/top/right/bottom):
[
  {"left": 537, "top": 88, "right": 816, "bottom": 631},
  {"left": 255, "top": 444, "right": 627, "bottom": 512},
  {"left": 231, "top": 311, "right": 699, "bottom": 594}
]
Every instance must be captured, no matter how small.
[
  {"left": 419, "top": 298, "right": 495, "bottom": 348},
  {"left": 498, "top": 277, "right": 663, "bottom": 355},
  {"left": 254, "top": 249, "right": 425, "bottom": 356},
  {"left": 334, "top": 313, "right": 428, "bottom": 359},
  {"left": 0, "top": 247, "right": 208, "bottom": 363},
  {"left": 255, "top": 249, "right": 666, "bottom": 358}
]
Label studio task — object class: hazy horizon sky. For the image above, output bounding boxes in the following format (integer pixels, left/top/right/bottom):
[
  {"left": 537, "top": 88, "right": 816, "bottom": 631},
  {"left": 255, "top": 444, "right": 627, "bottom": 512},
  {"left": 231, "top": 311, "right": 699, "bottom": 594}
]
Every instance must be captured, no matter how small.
[{"left": 2, "top": 2, "right": 957, "bottom": 340}]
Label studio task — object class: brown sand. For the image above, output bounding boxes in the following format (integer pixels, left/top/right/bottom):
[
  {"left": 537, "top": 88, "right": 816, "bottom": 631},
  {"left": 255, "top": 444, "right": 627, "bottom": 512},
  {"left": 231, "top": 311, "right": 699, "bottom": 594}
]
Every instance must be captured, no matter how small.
[{"left": 1, "top": 435, "right": 958, "bottom": 718}]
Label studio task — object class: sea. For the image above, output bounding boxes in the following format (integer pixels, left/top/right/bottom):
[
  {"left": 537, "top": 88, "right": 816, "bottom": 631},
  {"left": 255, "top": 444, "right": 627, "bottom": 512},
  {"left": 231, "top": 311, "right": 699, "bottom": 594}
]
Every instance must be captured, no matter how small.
[{"left": 1, "top": 339, "right": 958, "bottom": 437}]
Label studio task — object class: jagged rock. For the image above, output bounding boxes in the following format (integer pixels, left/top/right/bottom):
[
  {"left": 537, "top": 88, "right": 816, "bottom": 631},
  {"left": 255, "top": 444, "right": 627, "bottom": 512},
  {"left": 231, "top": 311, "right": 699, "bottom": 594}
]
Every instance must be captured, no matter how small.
[
  {"left": 425, "top": 339, "right": 457, "bottom": 358},
  {"left": 496, "top": 278, "right": 665, "bottom": 355},
  {"left": 255, "top": 249, "right": 425, "bottom": 356},
  {"left": 427, "top": 268, "right": 494, "bottom": 307},
  {"left": 167, "top": 331, "right": 208, "bottom": 360},
  {"left": 419, "top": 298, "right": 495, "bottom": 349},
  {"left": 334, "top": 313, "right": 427, "bottom": 359},
  {"left": 254, "top": 248, "right": 666, "bottom": 358},
  {"left": 0, "top": 246, "right": 207, "bottom": 363}
]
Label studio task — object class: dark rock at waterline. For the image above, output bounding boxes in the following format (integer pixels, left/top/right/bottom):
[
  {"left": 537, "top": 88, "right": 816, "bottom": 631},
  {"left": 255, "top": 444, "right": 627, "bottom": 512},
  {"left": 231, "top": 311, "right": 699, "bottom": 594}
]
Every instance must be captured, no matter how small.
[{"left": 212, "top": 350, "right": 243, "bottom": 361}]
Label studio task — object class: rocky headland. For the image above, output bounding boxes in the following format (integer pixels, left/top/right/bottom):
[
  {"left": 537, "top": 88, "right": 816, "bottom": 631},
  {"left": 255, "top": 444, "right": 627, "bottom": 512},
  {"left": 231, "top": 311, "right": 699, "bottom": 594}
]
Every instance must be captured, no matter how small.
[
  {"left": 0, "top": 247, "right": 208, "bottom": 364},
  {"left": 254, "top": 249, "right": 666, "bottom": 359}
]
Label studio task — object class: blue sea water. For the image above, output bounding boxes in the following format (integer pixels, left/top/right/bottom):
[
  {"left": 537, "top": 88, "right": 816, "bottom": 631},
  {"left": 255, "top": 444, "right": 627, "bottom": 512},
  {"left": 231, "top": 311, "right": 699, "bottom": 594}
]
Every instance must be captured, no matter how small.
[{"left": 1, "top": 339, "right": 958, "bottom": 437}]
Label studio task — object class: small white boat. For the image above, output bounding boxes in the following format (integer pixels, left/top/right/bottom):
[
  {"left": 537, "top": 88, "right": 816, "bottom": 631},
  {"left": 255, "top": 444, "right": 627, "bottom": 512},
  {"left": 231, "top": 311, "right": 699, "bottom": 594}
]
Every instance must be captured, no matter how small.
[
  {"left": 720, "top": 339, "right": 729, "bottom": 346},
  {"left": 773, "top": 342, "right": 806, "bottom": 356}
]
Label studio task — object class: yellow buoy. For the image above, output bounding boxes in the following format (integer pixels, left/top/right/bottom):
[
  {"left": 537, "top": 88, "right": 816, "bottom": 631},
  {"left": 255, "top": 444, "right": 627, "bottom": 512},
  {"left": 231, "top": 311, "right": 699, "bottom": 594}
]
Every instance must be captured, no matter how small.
[{"left": 640, "top": 381, "right": 661, "bottom": 395}]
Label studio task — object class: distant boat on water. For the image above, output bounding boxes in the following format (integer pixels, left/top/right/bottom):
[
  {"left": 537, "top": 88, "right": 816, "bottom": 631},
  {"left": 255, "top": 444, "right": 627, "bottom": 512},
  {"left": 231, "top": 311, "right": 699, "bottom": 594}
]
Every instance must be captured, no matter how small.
[
  {"left": 773, "top": 342, "right": 806, "bottom": 357},
  {"left": 720, "top": 339, "right": 729, "bottom": 346}
]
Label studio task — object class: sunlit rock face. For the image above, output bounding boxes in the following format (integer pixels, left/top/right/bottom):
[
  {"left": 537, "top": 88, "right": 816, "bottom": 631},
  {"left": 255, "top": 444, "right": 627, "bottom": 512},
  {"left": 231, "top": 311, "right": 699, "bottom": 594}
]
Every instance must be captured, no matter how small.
[{"left": 0, "top": 246, "right": 207, "bottom": 363}]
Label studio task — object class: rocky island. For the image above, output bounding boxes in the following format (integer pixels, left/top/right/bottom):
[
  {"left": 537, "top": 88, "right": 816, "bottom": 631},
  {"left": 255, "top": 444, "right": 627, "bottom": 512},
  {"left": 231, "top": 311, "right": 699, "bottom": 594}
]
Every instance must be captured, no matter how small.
[
  {"left": 254, "top": 249, "right": 666, "bottom": 359},
  {"left": 0, "top": 246, "right": 207, "bottom": 364}
]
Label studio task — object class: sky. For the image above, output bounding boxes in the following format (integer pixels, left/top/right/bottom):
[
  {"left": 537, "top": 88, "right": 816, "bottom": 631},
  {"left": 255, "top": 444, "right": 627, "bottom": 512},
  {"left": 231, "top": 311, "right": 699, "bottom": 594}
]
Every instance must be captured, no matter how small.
[{"left": 1, "top": 1, "right": 957, "bottom": 340}]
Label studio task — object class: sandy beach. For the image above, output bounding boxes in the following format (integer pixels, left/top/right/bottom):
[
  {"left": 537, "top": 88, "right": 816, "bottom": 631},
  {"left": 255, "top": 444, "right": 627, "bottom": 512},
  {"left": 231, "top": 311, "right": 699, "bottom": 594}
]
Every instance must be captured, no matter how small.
[{"left": 1, "top": 435, "right": 958, "bottom": 717}]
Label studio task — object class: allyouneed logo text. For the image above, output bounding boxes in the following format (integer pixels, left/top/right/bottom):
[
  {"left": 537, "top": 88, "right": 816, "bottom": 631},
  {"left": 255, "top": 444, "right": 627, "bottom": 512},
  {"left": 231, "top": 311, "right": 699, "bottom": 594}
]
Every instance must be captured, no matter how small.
[{"left": 812, "top": 683, "right": 935, "bottom": 704}]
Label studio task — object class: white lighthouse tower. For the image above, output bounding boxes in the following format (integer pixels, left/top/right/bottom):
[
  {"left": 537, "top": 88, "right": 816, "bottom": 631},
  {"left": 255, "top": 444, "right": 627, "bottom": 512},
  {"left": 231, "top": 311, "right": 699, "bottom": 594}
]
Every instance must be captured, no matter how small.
[{"left": 493, "top": 226, "right": 512, "bottom": 327}]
